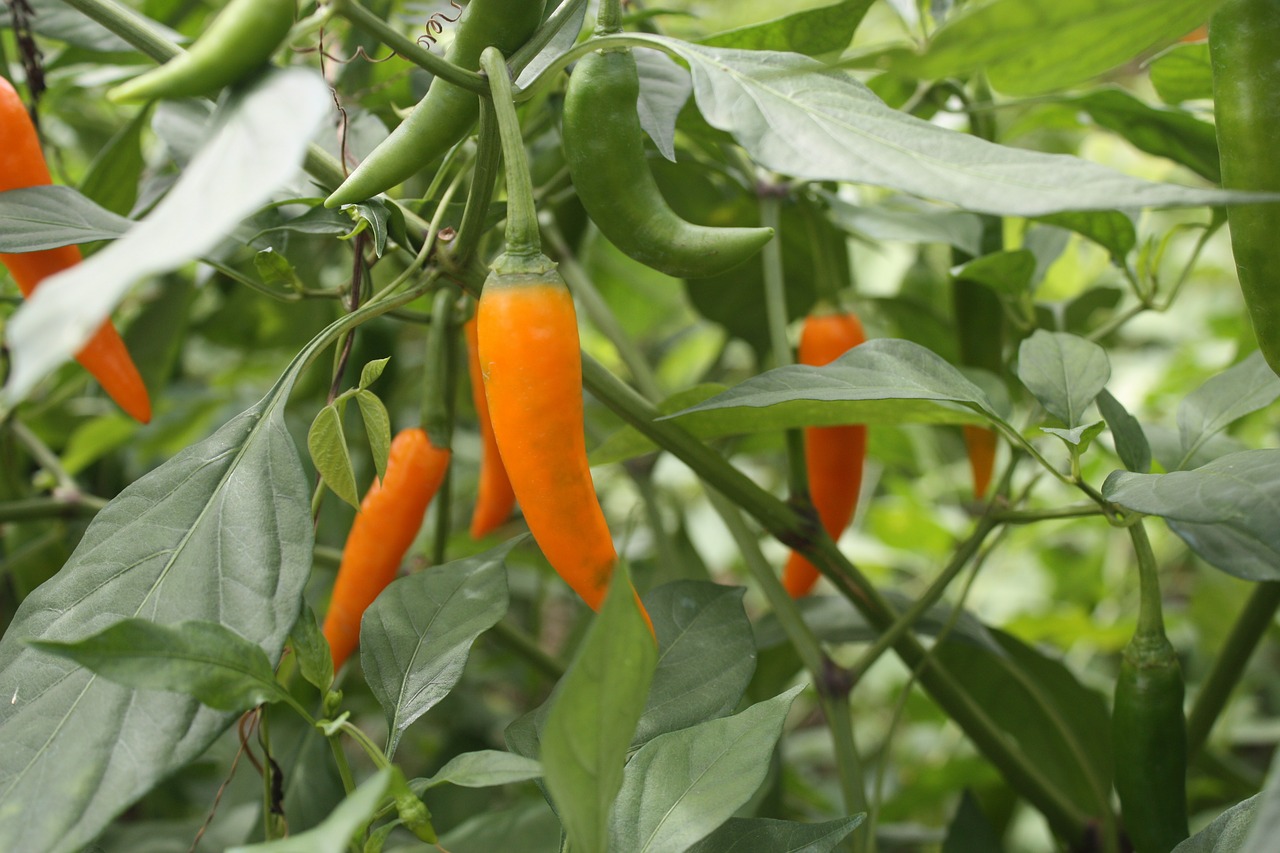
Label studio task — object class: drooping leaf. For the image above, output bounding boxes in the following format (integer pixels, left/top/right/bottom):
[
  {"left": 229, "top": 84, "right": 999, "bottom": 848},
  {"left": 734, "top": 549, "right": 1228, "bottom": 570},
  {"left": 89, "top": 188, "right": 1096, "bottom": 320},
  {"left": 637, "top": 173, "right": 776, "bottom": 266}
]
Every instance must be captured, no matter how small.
[
  {"left": 0, "top": 186, "right": 133, "bottom": 251},
  {"left": 308, "top": 404, "right": 360, "bottom": 509},
  {"left": 1017, "top": 331, "right": 1110, "bottom": 427},
  {"left": 636, "top": 48, "right": 694, "bottom": 162},
  {"left": 1096, "top": 389, "right": 1152, "bottom": 473},
  {"left": 289, "top": 606, "right": 334, "bottom": 694},
  {"left": 361, "top": 544, "right": 513, "bottom": 758},
  {"left": 355, "top": 390, "right": 392, "bottom": 480}
]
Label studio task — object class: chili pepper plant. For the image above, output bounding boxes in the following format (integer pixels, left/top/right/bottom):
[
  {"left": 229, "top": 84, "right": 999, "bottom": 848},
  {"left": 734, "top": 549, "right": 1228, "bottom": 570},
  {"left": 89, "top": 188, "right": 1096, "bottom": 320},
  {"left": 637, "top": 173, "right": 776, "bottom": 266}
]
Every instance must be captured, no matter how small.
[{"left": 1, "top": 1, "right": 1279, "bottom": 852}]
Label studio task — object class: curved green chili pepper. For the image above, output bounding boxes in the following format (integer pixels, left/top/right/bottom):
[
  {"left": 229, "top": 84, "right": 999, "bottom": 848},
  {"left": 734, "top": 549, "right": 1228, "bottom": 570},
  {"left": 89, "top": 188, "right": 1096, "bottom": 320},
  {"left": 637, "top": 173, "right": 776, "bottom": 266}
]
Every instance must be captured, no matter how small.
[
  {"left": 1211, "top": 0, "right": 1280, "bottom": 376},
  {"left": 561, "top": 46, "right": 773, "bottom": 279},
  {"left": 324, "top": 0, "right": 546, "bottom": 207},
  {"left": 108, "top": 0, "right": 295, "bottom": 103}
]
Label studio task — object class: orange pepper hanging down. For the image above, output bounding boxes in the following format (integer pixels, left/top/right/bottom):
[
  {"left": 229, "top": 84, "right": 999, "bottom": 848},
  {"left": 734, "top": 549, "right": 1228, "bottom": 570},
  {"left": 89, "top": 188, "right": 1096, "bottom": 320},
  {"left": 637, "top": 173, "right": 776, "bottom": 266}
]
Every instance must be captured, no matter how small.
[
  {"left": 464, "top": 316, "right": 516, "bottom": 538},
  {"left": 783, "top": 311, "right": 868, "bottom": 598},
  {"left": 322, "top": 427, "right": 451, "bottom": 672},
  {"left": 0, "top": 78, "right": 151, "bottom": 423},
  {"left": 962, "top": 425, "right": 997, "bottom": 500}
]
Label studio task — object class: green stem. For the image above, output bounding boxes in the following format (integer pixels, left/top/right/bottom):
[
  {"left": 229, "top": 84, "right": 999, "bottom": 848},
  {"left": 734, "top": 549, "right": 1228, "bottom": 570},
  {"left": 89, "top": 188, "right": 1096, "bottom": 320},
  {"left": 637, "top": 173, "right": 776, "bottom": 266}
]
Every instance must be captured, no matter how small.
[
  {"left": 824, "top": 692, "right": 868, "bottom": 851},
  {"left": 758, "top": 193, "right": 808, "bottom": 502},
  {"left": 10, "top": 420, "right": 81, "bottom": 496},
  {"left": 480, "top": 48, "right": 542, "bottom": 260},
  {"left": 1187, "top": 581, "right": 1280, "bottom": 757},
  {"left": 447, "top": 96, "right": 502, "bottom": 274},
  {"left": 487, "top": 619, "right": 567, "bottom": 680},
  {"left": 510, "top": 0, "right": 590, "bottom": 74},
  {"left": 578, "top": 353, "right": 1092, "bottom": 842},
  {"left": 0, "top": 495, "right": 107, "bottom": 521},
  {"left": 57, "top": 0, "right": 180, "bottom": 62},
  {"left": 328, "top": 734, "right": 358, "bottom": 795},
  {"left": 1128, "top": 519, "right": 1166, "bottom": 640},
  {"left": 597, "top": 0, "right": 623, "bottom": 34},
  {"left": 339, "top": 720, "right": 393, "bottom": 769},
  {"left": 542, "top": 217, "right": 663, "bottom": 401},
  {"left": 326, "top": 0, "right": 487, "bottom": 93},
  {"left": 993, "top": 505, "right": 1106, "bottom": 524}
]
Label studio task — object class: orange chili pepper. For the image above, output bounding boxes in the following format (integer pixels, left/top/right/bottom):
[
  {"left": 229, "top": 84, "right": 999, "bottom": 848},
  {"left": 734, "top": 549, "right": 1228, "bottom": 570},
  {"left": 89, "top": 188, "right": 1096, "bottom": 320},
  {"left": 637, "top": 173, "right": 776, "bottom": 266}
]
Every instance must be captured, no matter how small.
[
  {"left": 464, "top": 316, "right": 516, "bottom": 538},
  {"left": 783, "top": 310, "right": 868, "bottom": 598},
  {"left": 962, "top": 425, "right": 997, "bottom": 499},
  {"left": 0, "top": 77, "right": 151, "bottom": 423},
  {"left": 322, "top": 427, "right": 451, "bottom": 671}
]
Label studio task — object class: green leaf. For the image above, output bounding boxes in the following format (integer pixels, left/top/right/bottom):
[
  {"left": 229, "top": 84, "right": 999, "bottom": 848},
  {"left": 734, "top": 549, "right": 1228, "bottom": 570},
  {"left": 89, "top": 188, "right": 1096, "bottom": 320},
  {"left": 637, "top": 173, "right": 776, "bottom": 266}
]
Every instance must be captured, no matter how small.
[
  {"left": 824, "top": 193, "right": 986, "bottom": 255},
  {"left": 633, "top": 36, "right": 1260, "bottom": 218},
  {"left": 254, "top": 248, "right": 301, "bottom": 288},
  {"left": 666, "top": 339, "right": 1001, "bottom": 437},
  {"left": 356, "top": 390, "right": 392, "bottom": 481},
  {"left": 541, "top": 563, "right": 658, "bottom": 853},
  {"left": 308, "top": 404, "right": 360, "bottom": 510},
  {"left": 2, "top": 67, "right": 330, "bottom": 409},
  {"left": 252, "top": 204, "right": 354, "bottom": 243},
  {"left": 1170, "top": 794, "right": 1257, "bottom": 852},
  {"left": 1017, "top": 331, "right": 1110, "bottom": 427},
  {"left": 80, "top": 106, "right": 149, "bottom": 218},
  {"left": 336, "top": 198, "right": 395, "bottom": 257},
  {"left": 942, "top": 791, "right": 1005, "bottom": 853},
  {"left": 436, "top": 798, "right": 562, "bottom": 853},
  {"left": 1150, "top": 42, "right": 1213, "bottom": 105},
  {"left": 609, "top": 686, "right": 804, "bottom": 852},
  {"left": 684, "top": 816, "right": 864, "bottom": 853},
  {"left": 414, "top": 750, "right": 542, "bottom": 791},
  {"left": 952, "top": 250, "right": 1036, "bottom": 295},
  {"left": 28, "top": 619, "right": 286, "bottom": 712},
  {"left": 1103, "top": 449, "right": 1280, "bottom": 581},
  {"left": 634, "top": 582, "right": 756, "bottom": 746},
  {"left": 1096, "top": 389, "right": 1151, "bottom": 473},
  {"left": 1243, "top": 753, "right": 1280, "bottom": 853},
  {"left": 359, "top": 358, "right": 391, "bottom": 390},
  {"left": 1071, "top": 87, "right": 1220, "bottom": 183},
  {"left": 1032, "top": 210, "right": 1137, "bottom": 262},
  {"left": 0, "top": 186, "right": 133, "bottom": 251},
  {"left": 0, "top": 356, "right": 314, "bottom": 853},
  {"left": 636, "top": 49, "right": 693, "bottom": 162},
  {"left": 1041, "top": 420, "right": 1106, "bottom": 450},
  {"left": 227, "top": 768, "right": 391, "bottom": 853},
  {"left": 289, "top": 606, "right": 334, "bottom": 693},
  {"left": 700, "top": 0, "right": 874, "bottom": 56},
  {"left": 361, "top": 544, "right": 512, "bottom": 758},
  {"left": 0, "top": 0, "right": 182, "bottom": 52},
  {"left": 900, "top": 0, "right": 1222, "bottom": 96},
  {"left": 935, "top": 629, "right": 1113, "bottom": 824},
  {"left": 1177, "top": 352, "right": 1280, "bottom": 470}
]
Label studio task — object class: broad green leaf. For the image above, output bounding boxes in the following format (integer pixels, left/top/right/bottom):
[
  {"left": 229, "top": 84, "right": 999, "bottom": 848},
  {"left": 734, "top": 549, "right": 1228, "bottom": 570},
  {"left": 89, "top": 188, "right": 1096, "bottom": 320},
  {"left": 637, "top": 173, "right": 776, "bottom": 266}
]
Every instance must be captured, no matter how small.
[
  {"left": 28, "top": 619, "right": 285, "bottom": 712},
  {"left": 1103, "top": 450, "right": 1280, "bottom": 581},
  {"left": 636, "top": 48, "right": 693, "bottom": 162},
  {"left": 1170, "top": 795, "right": 1257, "bottom": 853},
  {"left": 1176, "top": 352, "right": 1280, "bottom": 469},
  {"left": 631, "top": 36, "right": 1260, "bottom": 218},
  {"left": 80, "top": 106, "right": 149, "bottom": 218},
  {"left": 1071, "top": 88, "right": 1219, "bottom": 183},
  {"left": 634, "top": 582, "right": 756, "bottom": 746},
  {"left": 356, "top": 390, "right": 393, "bottom": 480},
  {"left": 1150, "top": 43, "right": 1213, "bottom": 105},
  {"left": 3, "top": 67, "right": 330, "bottom": 409},
  {"left": 609, "top": 686, "right": 803, "bottom": 853},
  {"left": 1, "top": 0, "right": 181, "bottom": 52},
  {"left": 899, "top": 0, "right": 1221, "bottom": 96},
  {"left": 0, "top": 186, "right": 132, "bottom": 251},
  {"left": 361, "top": 544, "right": 512, "bottom": 758},
  {"left": 289, "top": 606, "right": 334, "bottom": 693},
  {"left": 942, "top": 791, "right": 1005, "bottom": 853},
  {"left": 1096, "top": 389, "right": 1151, "bottom": 473},
  {"left": 541, "top": 564, "right": 658, "bottom": 853},
  {"left": 935, "top": 629, "right": 1113, "bottom": 824},
  {"left": 436, "top": 798, "right": 562, "bottom": 853},
  {"left": 1033, "top": 210, "right": 1137, "bottom": 262},
  {"left": 0, "top": 356, "right": 314, "bottom": 853},
  {"left": 684, "top": 816, "right": 864, "bottom": 853},
  {"left": 824, "top": 194, "right": 985, "bottom": 255},
  {"left": 308, "top": 404, "right": 360, "bottom": 509},
  {"left": 666, "top": 339, "right": 1001, "bottom": 437},
  {"left": 700, "top": 0, "right": 874, "bottom": 56},
  {"left": 414, "top": 750, "right": 542, "bottom": 791},
  {"left": 1243, "top": 753, "right": 1280, "bottom": 853},
  {"left": 227, "top": 768, "right": 391, "bottom": 853},
  {"left": 1017, "top": 331, "right": 1110, "bottom": 427},
  {"left": 951, "top": 250, "right": 1036, "bottom": 295}
]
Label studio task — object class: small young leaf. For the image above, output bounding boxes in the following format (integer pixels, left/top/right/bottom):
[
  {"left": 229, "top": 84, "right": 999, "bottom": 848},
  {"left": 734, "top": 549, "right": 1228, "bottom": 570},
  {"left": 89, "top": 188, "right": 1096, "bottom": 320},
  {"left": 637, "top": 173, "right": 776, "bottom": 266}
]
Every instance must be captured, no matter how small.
[
  {"left": 359, "top": 358, "right": 391, "bottom": 390},
  {"left": 227, "top": 768, "right": 392, "bottom": 852},
  {"left": 336, "top": 198, "right": 393, "bottom": 256},
  {"left": 355, "top": 390, "right": 392, "bottom": 481},
  {"left": 1032, "top": 210, "right": 1137, "bottom": 262},
  {"left": 289, "top": 606, "right": 334, "bottom": 693},
  {"left": 951, "top": 250, "right": 1036, "bottom": 296},
  {"left": 542, "top": 563, "right": 658, "bottom": 853},
  {"left": 308, "top": 404, "right": 359, "bottom": 509},
  {"left": 1097, "top": 389, "right": 1151, "bottom": 473},
  {"left": 28, "top": 619, "right": 286, "bottom": 712},
  {"left": 1017, "top": 330, "right": 1110, "bottom": 427},
  {"left": 1042, "top": 420, "right": 1105, "bottom": 451},
  {"left": 255, "top": 247, "right": 300, "bottom": 288}
]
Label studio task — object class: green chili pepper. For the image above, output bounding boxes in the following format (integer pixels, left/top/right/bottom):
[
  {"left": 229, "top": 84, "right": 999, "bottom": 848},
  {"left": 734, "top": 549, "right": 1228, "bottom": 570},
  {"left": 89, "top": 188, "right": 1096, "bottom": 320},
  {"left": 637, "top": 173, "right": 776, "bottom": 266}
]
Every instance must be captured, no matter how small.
[
  {"left": 561, "top": 44, "right": 773, "bottom": 279},
  {"left": 107, "top": 0, "right": 295, "bottom": 103},
  {"left": 1211, "top": 0, "right": 1280, "bottom": 375},
  {"left": 324, "top": 0, "right": 546, "bottom": 208}
]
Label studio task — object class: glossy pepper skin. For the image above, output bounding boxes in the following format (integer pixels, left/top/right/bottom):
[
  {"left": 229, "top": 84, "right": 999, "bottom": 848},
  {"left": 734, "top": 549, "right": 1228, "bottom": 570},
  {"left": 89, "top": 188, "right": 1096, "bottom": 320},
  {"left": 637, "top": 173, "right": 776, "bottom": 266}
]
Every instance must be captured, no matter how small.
[
  {"left": 325, "top": 0, "right": 547, "bottom": 207},
  {"left": 782, "top": 311, "right": 867, "bottom": 598},
  {"left": 562, "top": 46, "right": 773, "bottom": 279},
  {"left": 465, "top": 316, "right": 516, "bottom": 538},
  {"left": 476, "top": 267, "right": 620, "bottom": 610},
  {"left": 1211, "top": 0, "right": 1280, "bottom": 376},
  {"left": 0, "top": 78, "right": 151, "bottom": 423},
  {"left": 1112, "top": 632, "right": 1189, "bottom": 853},
  {"left": 108, "top": 0, "right": 295, "bottom": 103},
  {"left": 322, "top": 427, "right": 450, "bottom": 671}
]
